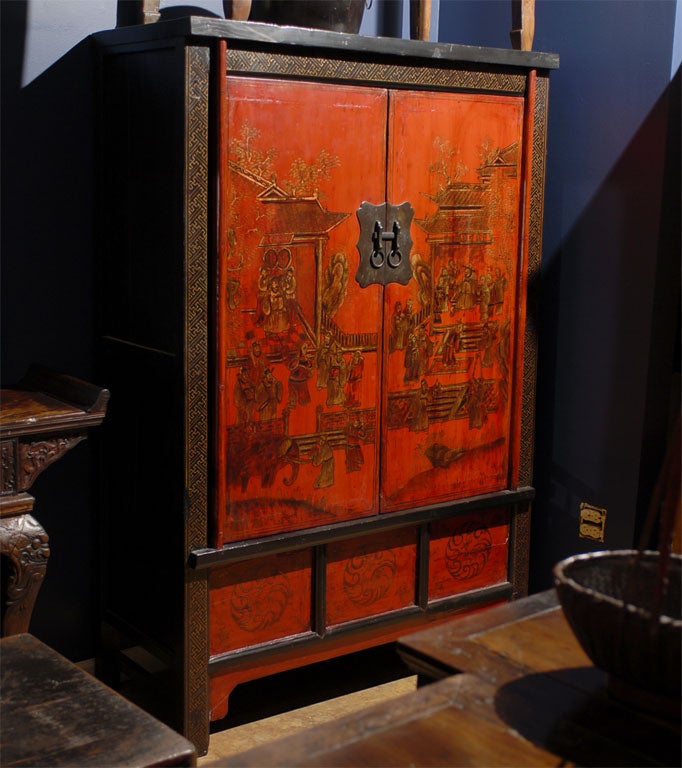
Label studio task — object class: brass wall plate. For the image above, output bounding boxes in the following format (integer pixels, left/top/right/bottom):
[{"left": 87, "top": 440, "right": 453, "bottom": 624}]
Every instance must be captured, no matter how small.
[{"left": 579, "top": 502, "right": 607, "bottom": 542}]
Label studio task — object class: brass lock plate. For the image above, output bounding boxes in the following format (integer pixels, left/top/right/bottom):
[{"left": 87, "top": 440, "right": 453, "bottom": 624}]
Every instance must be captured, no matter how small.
[
  {"left": 579, "top": 502, "right": 607, "bottom": 542},
  {"left": 355, "top": 201, "right": 414, "bottom": 288}
]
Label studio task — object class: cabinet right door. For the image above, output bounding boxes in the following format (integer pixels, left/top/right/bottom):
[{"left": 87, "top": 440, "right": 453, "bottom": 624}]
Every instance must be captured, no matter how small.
[{"left": 380, "top": 90, "right": 527, "bottom": 512}]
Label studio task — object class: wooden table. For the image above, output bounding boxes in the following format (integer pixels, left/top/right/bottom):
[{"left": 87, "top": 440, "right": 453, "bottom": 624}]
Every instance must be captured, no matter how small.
[
  {"left": 0, "top": 365, "right": 108, "bottom": 636},
  {"left": 0, "top": 634, "right": 197, "bottom": 767},
  {"left": 220, "top": 591, "right": 681, "bottom": 767}
]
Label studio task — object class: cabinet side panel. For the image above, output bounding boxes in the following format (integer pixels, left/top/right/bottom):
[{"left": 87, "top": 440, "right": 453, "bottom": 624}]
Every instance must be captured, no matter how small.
[
  {"left": 98, "top": 40, "right": 211, "bottom": 752},
  {"left": 98, "top": 46, "right": 185, "bottom": 352},
  {"left": 216, "top": 76, "right": 387, "bottom": 542},
  {"left": 98, "top": 43, "right": 188, "bottom": 650},
  {"left": 382, "top": 91, "right": 525, "bottom": 511},
  {"left": 98, "top": 341, "right": 184, "bottom": 647}
]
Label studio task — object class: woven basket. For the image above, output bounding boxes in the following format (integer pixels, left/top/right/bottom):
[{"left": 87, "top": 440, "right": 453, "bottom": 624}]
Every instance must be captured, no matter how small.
[{"left": 554, "top": 549, "right": 681, "bottom": 704}]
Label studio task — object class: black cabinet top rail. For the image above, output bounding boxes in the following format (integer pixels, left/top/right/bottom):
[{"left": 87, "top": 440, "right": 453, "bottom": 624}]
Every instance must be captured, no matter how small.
[{"left": 93, "top": 16, "right": 559, "bottom": 70}]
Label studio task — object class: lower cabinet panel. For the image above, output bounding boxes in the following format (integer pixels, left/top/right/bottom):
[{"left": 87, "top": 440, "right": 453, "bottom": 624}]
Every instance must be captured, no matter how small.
[
  {"left": 326, "top": 528, "right": 418, "bottom": 626},
  {"left": 209, "top": 550, "right": 313, "bottom": 655},
  {"left": 428, "top": 507, "right": 510, "bottom": 601},
  {"left": 207, "top": 504, "right": 515, "bottom": 721}
]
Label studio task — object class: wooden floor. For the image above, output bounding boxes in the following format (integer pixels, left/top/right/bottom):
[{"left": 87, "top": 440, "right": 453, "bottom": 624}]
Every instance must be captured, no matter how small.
[{"left": 197, "top": 645, "right": 417, "bottom": 763}]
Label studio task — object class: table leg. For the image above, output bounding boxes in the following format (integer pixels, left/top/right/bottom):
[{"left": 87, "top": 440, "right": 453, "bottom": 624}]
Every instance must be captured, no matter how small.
[{"left": 0, "top": 511, "right": 50, "bottom": 636}]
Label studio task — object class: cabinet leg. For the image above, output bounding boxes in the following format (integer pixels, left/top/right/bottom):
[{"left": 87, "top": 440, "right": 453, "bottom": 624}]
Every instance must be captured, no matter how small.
[
  {"left": 0, "top": 512, "right": 50, "bottom": 636},
  {"left": 210, "top": 676, "right": 239, "bottom": 723}
]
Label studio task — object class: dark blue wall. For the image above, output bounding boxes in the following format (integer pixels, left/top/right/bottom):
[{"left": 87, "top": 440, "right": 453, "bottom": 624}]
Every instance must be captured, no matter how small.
[
  {"left": 2, "top": 0, "right": 679, "bottom": 660},
  {"left": 440, "top": 0, "right": 680, "bottom": 587}
]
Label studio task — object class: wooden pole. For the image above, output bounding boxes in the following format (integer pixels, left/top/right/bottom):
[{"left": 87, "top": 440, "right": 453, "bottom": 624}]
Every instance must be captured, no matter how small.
[
  {"left": 140, "top": 0, "right": 160, "bottom": 24},
  {"left": 225, "top": 0, "right": 252, "bottom": 20},
  {"left": 510, "top": 0, "right": 535, "bottom": 51},
  {"left": 410, "top": 0, "right": 432, "bottom": 41}
]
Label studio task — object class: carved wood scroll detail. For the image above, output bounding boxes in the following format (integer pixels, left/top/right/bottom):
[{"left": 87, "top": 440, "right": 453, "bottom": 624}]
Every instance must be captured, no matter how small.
[
  {"left": 1, "top": 441, "right": 16, "bottom": 493},
  {"left": 0, "top": 514, "right": 50, "bottom": 635},
  {"left": 18, "top": 435, "right": 85, "bottom": 492}
]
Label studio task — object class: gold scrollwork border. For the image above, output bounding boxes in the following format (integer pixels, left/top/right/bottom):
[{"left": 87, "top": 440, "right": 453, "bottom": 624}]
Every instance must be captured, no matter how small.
[
  {"left": 225, "top": 49, "right": 527, "bottom": 94},
  {"left": 510, "top": 500, "right": 531, "bottom": 598},
  {"left": 184, "top": 43, "right": 210, "bottom": 756},
  {"left": 519, "top": 72, "right": 549, "bottom": 489}
]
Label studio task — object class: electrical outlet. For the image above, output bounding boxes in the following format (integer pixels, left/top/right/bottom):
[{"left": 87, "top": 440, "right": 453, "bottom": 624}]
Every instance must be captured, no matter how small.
[{"left": 579, "top": 502, "right": 607, "bottom": 542}]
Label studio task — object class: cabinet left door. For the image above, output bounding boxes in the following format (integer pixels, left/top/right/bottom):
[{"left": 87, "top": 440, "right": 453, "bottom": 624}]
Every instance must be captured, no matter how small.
[{"left": 215, "top": 76, "right": 387, "bottom": 546}]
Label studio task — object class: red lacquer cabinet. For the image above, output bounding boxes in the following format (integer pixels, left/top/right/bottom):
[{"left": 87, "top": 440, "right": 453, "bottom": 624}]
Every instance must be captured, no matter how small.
[{"left": 95, "top": 18, "right": 557, "bottom": 755}]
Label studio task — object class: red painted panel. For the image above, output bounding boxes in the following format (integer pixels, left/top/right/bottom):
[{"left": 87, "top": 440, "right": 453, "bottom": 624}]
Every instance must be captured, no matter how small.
[
  {"left": 428, "top": 508, "right": 510, "bottom": 601},
  {"left": 216, "top": 78, "right": 388, "bottom": 545},
  {"left": 381, "top": 91, "right": 526, "bottom": 511},
  {"left": 209, "top": 551, "right": 313, "bottom": 655},
  {"left": 326, "top": 528, "right": 417, "bottom": 625},
  {"left": 207, "top": 589, "right": 493, "bottom": 722}
]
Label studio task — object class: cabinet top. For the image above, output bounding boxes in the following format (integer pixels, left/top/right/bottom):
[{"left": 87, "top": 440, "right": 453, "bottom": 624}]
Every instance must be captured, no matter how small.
[{"left": 92, "top": 17, "right": 559, "bottom": 71}]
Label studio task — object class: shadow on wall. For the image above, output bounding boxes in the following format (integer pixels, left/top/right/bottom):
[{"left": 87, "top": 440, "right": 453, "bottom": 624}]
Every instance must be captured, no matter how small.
[
  {"left": 1, "top": 1, "right": 100, "bottom": 661},
  {"left": 118, "top": 3, "right": 221, "bottom": 25},
  {"left": 1, "top": 2, "right": 95, "bottom": 389},
  {"left": 0, "top": 0, "right": 406, "bottom": 664},
  {"left": 0, "top": 0, "right": 225, "bottom": 664},
  {"left": 529, "top": 68, "right": 681, "bottom": 591},
  {"left": 115, "top": 0, "right": 402, "bottom": 35}
]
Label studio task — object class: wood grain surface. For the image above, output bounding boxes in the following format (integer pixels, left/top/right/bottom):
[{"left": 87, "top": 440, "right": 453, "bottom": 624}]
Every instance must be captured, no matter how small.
[{"left": 0, "top": 634, "right": 196, "bottom": 767}]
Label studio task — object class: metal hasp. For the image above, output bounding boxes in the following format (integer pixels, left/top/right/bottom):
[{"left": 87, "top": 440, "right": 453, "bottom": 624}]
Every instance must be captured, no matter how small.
[{"left": 355, "top": 201, "right": 415, "bottom": 287}]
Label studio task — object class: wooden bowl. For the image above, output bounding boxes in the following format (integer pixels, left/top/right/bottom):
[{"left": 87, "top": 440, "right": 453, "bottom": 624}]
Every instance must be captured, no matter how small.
[
  {"left": 247, "top": 0, "right": 366, "bottom": 33},
  {"left": 553, "top": 550, "right": 681, "bottom": 712}
]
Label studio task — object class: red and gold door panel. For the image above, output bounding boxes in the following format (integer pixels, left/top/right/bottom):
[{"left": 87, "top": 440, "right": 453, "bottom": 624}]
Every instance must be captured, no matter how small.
[
  {"left": 380, "top": 91, "right": 526, "bottom": 511},
  {"left": 216, "top": 77, "right": 386, "bottom": 545}
]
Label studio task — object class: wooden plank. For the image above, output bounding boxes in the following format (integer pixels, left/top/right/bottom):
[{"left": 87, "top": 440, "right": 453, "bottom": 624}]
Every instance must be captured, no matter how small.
[
  {"left": 218, "top": 667, "right": 680, "bottom": 767},
  {"left": 397, "top": 589, "right": 558, "bottom": 677},
  {"left": 475, "top": 604, "right": 590, "bottom": 670},
  {"left": 217, "top": 674, "right": 561, "bottom": 767},
  {"left": 0, "top": 634, "right": 196, "bottom": 767}
]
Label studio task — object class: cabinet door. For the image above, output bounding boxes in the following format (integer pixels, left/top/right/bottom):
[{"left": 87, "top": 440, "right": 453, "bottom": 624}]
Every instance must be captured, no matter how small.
[
  {"left": 216, "top": 77, "right": 386, "bottom": 545},
  {"left": 381, "top": 90, "right": 526, "bottom": 511}
]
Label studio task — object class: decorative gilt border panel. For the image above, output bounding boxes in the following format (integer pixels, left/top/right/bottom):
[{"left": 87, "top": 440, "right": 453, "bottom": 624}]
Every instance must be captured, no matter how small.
[
  {"left": 519, "top": 72, "right": 549, "bottom": 489},
  {"left": 184, "top": 43, "right": 210, "bottom": 755},
  {"left": 225, "top": 49, "right": 527, "bottom": 94},
  {"left": 510, "top": 500, "right": 531, "bottom": 598}
]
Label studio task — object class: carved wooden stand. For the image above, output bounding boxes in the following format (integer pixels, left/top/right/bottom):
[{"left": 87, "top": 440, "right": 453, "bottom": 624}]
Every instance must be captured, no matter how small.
[{"left": 0, "top": 366, "right": 109, "bottom": 636}]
